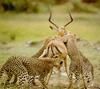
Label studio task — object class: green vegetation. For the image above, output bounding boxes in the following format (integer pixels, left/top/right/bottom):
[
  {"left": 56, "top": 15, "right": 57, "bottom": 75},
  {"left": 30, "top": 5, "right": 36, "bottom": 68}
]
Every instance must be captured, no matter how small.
[
  {"left": 0, "top": 0, "right": 100, "bottom": 13},
  {"left": 0, "top": 12, "right": 100, "bottom": 43}
]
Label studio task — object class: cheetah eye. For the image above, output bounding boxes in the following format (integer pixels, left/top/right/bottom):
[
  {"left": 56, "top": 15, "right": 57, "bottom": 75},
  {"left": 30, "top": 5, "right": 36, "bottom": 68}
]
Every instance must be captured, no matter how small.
[
  {"left": 60, "top": 61, "right": 63, "bottom": 65},
  {"left": 54, "top": 55, "right": 58, "bottom": 58}
]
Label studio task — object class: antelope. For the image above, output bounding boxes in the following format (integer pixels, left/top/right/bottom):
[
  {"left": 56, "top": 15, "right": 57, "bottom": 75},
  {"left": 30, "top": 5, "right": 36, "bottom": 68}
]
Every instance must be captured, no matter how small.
[
  {"left": 35, "top": 10, "right": 74, "bottom": 84},
  {"left": 44, "top": 10, "right": 94, "bottom": 89}
]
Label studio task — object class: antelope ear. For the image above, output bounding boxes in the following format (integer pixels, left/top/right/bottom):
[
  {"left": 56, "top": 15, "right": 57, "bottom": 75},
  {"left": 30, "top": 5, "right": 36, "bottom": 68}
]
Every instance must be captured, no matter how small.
[
  {"left": 49, "top": 25, "right": 53, "bottom": 30},
  {"left": 49, "top": 25, "right": 58, "bottom": 32}
]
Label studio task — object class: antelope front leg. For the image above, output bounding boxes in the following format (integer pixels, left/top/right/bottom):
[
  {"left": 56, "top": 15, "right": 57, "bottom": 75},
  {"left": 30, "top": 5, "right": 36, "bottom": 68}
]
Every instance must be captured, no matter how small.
[
  {"left": 57, "top": 67, "right": 62, "bottom": 84},
  {"left": 64, "top": 57, "right": 69, "bottom": 78},
  {"left": 45, "top": 69, "right": 53, "bottom": 85}
]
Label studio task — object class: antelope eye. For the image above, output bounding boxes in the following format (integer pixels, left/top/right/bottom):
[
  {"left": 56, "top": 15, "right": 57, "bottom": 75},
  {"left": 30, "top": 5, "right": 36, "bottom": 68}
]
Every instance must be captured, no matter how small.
[{"left": 54, "top": 55, "right": 58, "bottom": 58}]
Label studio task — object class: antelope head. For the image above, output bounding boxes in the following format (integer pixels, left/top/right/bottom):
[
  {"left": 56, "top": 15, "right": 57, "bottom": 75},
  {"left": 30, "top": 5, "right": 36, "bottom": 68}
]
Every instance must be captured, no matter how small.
[{"left": 48, "top": 10, "right": 73, "bottom": 37}]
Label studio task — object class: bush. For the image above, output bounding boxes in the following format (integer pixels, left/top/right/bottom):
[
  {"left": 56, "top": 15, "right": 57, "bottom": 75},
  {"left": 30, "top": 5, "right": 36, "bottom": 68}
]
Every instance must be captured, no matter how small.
[
  {"left": 71, "top": 0, "right": 99, "bottom": 13},
  {"left": 12, "top": 0, "right": 27, "bottom": 12},
  {"left": 94, "top": 0, "right": 100, "bottom": 8},
  {"left": 0, "top": 0, "right": 14, "bottom": 11},
  {"left": 0, "top": 0, "right": 53, "bottom": 13},
  {"left": 82, "top": 0, "right": 97, "bottom": 3}
]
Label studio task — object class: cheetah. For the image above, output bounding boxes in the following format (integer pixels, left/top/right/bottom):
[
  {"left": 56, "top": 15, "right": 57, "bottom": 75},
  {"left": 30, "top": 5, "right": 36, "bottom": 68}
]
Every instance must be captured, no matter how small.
[
  {"left": 0, "top": 56, "right": 33, "bottom": 89},
  {"left": 0, "top": 56, "right": 63, "bottom": 89},
  {"left": 65, "top": 34, "right": 94, "bottom": 89}
]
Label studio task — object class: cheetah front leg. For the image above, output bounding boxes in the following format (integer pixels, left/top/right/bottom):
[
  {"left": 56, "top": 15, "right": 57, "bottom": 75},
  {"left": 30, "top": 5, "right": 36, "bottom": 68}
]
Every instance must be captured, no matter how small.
[
  {"left": 27, "top": 76, "right": 35, "bottom": 89},
  {"left": 81, "top": 69, "right": 87, "bottom": 89},
  {"left": 67, "top": 71, "right": 73, "bottom": 89},
  {"left": 81, "top": 74, "right": 87, "bottom": 89},
  {"left": 18, "top": 75, "right": 26, "bottom": 89},
  {"left": 18, "top": 74, "right": 33, "bottom": 89},
  {"left": 74, "top": 72, "right": 81, "bottom": 89}
]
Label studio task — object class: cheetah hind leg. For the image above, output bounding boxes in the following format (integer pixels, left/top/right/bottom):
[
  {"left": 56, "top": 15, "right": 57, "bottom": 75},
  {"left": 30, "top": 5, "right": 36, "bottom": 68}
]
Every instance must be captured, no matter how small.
[
  {"left": 11, "top": 75, "right": 17, "bottom": 85},
  {"left": 3, "top": 72, "right": 13, "bottom": 89}
]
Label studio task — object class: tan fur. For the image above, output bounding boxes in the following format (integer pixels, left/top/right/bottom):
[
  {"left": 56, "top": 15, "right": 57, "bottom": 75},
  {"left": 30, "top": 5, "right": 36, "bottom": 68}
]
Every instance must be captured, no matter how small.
[{"left": 31, "top": 38, "right": 51, "bottom": 58}]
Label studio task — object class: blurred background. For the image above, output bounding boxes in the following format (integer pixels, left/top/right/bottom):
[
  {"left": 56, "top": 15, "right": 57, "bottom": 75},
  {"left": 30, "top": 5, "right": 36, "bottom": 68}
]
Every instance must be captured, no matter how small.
[
  {"left": 0, "top": 0, "right": 100, "bottom": 88},
  {"left": 0, "top": 0, "right": 100, "bottom": 42}
]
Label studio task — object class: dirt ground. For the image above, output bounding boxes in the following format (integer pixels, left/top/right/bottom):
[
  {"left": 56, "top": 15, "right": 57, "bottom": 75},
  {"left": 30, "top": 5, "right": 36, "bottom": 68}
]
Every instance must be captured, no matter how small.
[{"left": 0, "top": 39, "right": 100, "bottom": 89}]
